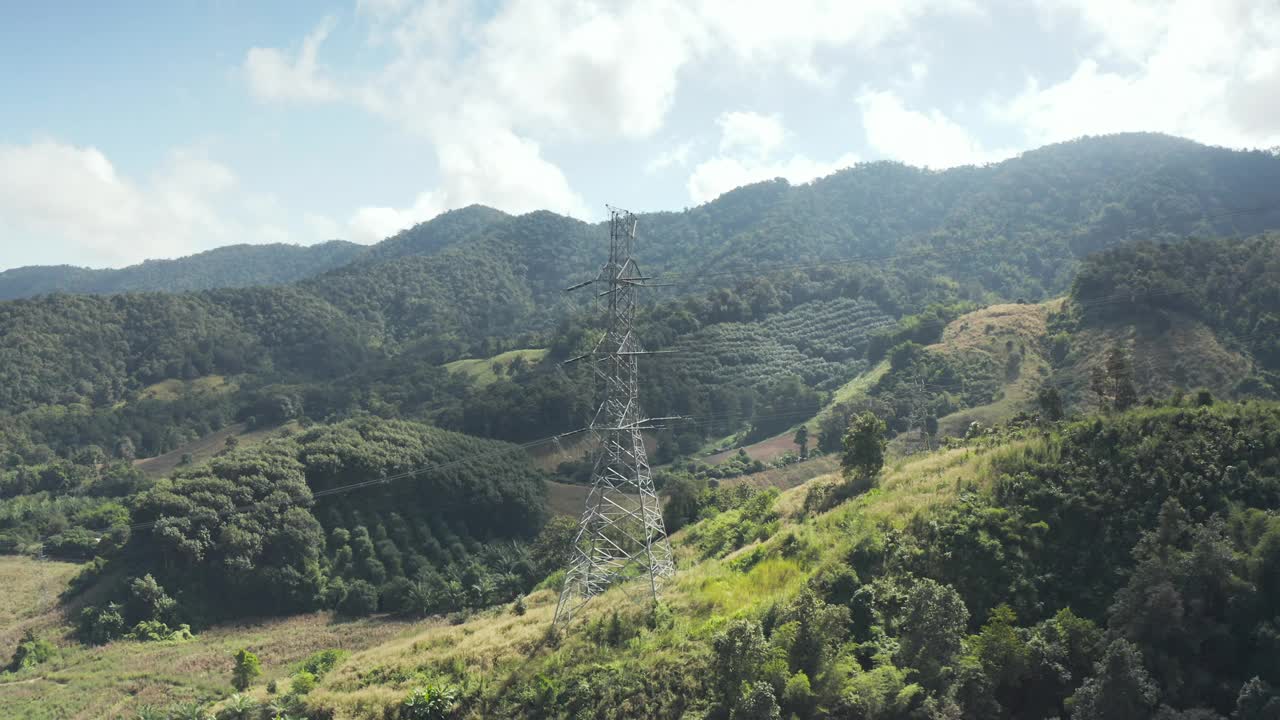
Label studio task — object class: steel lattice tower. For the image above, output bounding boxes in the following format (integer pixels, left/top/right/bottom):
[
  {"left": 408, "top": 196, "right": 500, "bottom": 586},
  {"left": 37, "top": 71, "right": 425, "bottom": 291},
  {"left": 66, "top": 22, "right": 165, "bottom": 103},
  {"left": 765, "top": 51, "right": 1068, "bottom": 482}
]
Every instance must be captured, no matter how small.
[{"left": 554, "top": 207, "right": 675, "bottom": 626}]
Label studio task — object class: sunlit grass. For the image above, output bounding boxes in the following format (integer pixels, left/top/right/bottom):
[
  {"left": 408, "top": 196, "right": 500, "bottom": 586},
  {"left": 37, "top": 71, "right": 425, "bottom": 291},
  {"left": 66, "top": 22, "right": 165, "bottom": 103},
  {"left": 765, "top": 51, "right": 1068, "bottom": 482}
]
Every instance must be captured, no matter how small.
[{"left": 443, "top": 348, "right": 549, "bottom": 387}]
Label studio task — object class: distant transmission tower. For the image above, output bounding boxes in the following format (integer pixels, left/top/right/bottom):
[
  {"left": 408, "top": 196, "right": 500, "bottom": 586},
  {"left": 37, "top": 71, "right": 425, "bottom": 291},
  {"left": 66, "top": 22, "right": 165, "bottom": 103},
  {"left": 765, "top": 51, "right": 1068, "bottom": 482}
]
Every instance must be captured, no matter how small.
[{"left": 554, "top": 206, "right": 676, "bottom": 626}]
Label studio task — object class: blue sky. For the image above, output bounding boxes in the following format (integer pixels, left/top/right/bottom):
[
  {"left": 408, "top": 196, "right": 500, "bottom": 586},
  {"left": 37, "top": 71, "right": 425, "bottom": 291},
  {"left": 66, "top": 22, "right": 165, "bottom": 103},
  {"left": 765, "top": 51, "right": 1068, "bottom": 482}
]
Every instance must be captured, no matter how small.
[{"left": 1, "top": 0, "right": 1277, "bottom": 269}]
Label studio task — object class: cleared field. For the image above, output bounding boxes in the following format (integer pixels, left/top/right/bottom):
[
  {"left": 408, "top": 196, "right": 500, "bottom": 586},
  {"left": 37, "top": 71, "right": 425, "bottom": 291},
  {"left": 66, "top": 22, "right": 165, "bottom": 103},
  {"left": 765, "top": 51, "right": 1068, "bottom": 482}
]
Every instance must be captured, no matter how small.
[
  {"left": 927, "top": 301, "right": 1055, "bottom": 439},
  {"left": 0, "top": 591, "right": 417, "bottom": 720},
  {"left": 545, "top": 480, "right": 591, "bottom": 517},
  {"left": 138, "top": 375, "right": 235, "bottom": 402},
  {"left": 443, "top": 348, "right": 549, "bottom": 387}
]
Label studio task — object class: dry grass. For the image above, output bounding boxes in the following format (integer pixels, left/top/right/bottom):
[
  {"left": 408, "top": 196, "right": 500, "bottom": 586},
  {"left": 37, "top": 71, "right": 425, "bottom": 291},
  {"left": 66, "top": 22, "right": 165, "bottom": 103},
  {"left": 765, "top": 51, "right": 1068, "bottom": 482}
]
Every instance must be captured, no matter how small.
[
  {"left": 923, "top": 302, "right": 1056, "bottom": 440},
  {"left": 1062, "top": 310, "right": 1250, "bottom": 411},
  {"left": 0, "top": 604, "right": 416, "bottom": 720},
  {"left": 544, "top": 480, "right": 591, "bottom": 517},
  {"left": 0, "top": 556, "right": 81, "bottom": 652},
  {"left": 722, "top": 455, "right": 838, "bottom": 493}
]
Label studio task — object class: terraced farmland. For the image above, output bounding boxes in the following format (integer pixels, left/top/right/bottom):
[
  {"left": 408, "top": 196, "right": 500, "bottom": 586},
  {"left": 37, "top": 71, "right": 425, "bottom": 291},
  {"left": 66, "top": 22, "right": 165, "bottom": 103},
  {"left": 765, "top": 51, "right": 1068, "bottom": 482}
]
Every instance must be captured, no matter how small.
[{"left": 665, "top": 297, "right": 895, "bottom": 391}]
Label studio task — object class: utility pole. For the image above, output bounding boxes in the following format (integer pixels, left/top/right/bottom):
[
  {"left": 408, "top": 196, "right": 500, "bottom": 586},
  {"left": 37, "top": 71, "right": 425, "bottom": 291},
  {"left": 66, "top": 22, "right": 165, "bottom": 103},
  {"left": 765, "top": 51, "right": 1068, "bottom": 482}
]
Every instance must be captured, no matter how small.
[{"left": 554, "top": 207, "right": 676, "bottom": 626}]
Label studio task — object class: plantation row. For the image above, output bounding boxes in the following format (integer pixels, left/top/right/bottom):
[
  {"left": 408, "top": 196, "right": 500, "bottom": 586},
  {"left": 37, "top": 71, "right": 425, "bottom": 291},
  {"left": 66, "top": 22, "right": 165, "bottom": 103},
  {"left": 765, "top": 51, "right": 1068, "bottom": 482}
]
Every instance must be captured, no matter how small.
[
  {"left": 759, "top": 297, "right": 896, "bottom": 361},
  {"left": 664, "top": 297, "right": 893, "bottom": 391}
]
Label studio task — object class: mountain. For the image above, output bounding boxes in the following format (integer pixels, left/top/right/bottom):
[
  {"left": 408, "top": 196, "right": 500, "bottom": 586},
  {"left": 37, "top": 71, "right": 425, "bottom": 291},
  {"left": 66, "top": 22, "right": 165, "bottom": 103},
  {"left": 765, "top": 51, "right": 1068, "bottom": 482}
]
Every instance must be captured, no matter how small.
[
  {"left": 0, "top": 240, "right": 366, "bottom": 300},
  {"left": 1, "top": 134, "right": 1279, "bottom": 454}
]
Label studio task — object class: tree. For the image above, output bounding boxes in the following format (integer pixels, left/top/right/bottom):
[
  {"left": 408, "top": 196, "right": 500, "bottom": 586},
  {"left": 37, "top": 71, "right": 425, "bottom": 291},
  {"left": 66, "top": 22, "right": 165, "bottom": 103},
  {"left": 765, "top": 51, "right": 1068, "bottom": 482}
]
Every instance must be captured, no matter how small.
[
  {"left": 896, "top": 578, "right": 969, "bottom": 693},
  {"left": 231, "top": 648, "right": 261, "bottom": 691},
  {"left": 713, "top": 618, "right": 771, "bottom": 711},
  {"left": 1234, "top": 677, "right": 1280, "bottom": 720},
  {"left": 841, "top": 412, "right": 886, "bottom": 491},
  {"left": 733, "top": 682, "right": 782, "bottom": 720},
  {"left": 786, "top": 587, "right": 850, "bottom": 680},
  {"left": 1070, "top": 639, "right": 1158, "bottom": 720},
  {"left": 1106, "top": 347, "right": 1138, "bottom": 411},
  {"left": 1037, "top": 385, "right": 1064, "bottom": 421},
  {"left": 125, "top": 574, "right": 176, "bottom": 628},
  {"left": 924, "top": 414, "right": 939, "bottom": 445},
  {"left": 793, "top": 426, "right": 809, "bottom": 460}
]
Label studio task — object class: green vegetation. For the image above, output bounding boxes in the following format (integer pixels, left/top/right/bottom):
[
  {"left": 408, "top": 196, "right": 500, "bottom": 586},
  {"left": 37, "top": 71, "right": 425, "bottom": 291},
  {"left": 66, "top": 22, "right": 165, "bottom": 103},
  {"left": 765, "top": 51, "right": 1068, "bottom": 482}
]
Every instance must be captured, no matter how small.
[
  {"left": 284, "top": 401, "right": 1280, "bottom": 719},
  {"left": 0, "top": 241, "right": 365, "bottom": 300},
  {"left": 4, "top": 401, "right": 1280, "bottom": 720},
  {"left": 231, "top": 648, "right": 261, "bottom": 691},
  {"left": 443, "top": 348, "right": 549, "bottom": 387}
]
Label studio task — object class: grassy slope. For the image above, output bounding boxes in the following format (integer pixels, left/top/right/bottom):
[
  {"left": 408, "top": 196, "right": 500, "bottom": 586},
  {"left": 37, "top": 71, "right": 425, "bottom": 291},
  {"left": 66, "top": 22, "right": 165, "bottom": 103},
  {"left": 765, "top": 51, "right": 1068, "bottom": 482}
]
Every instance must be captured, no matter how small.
[
  {"left": 138, "top": 375, "right": 235, "bottom": 402},
  {"left": 1061, "top": 310, "right": 1251, "bottom": 413},
  {"left": 704, "top": 361, "right": 890, "bottom": 465},
  {"left": 0, "top": 556, "right": 81, "bottom": 654},
  {"left": 0, "top": 434, "right": 1005, "bottom": 719},
  {"left": 927, "top": 302, "right": 1057, "bottom": 440},
  {"left": 443, "top": 349, "right": 549, "bottom": 387},
  {"left": 300, "top": 439, "right": 1026, "bottom": 718},
  {"left": 0, "top": 575, "right": 418, "bottom": 720}
]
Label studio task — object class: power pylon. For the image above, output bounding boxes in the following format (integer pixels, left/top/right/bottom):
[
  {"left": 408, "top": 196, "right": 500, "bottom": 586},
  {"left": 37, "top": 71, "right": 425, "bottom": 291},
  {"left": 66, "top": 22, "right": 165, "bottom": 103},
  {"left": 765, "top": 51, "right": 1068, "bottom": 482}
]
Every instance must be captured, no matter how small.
[{"left": 554, "top": 206, "right": 676, "bottom": 626}]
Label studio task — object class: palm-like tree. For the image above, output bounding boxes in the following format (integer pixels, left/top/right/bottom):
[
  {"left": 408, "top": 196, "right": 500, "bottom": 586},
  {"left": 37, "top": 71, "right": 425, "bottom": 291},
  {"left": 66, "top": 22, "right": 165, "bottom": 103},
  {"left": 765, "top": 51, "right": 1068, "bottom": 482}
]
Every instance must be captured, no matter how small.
[
  {"left": 131, "top": 705, "right": 164, "bottom": 720},
  {"left": 222, "top": 693, "right": 257, "bottom": 720},
  {"left": 167, "top": 700, "right": 209, "bottom": 720}
]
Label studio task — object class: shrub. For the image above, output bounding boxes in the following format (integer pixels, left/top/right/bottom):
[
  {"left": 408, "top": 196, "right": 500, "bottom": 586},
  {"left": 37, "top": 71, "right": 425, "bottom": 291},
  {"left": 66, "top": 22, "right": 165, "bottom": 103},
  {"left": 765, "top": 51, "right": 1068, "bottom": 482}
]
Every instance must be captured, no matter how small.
[
  {"left": 77, "top": 603, "right": 126, "bottom": 645},
  {"left": 291, "top": 670, "right": 318, "bottom": 695},
  {"left": 299, "top": 648, "right": 348, "bottom": 678},
  {"left": 400, "top": 684, "right": 459, "bottom": 720},
  {"left": 7, "top": 629, "right": 55, "bottom": 672}
]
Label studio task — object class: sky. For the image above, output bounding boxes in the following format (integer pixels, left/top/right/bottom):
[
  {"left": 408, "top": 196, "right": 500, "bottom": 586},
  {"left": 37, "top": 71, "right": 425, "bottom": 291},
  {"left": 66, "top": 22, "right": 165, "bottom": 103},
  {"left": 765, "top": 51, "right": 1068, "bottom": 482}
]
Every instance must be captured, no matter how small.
[{"left": 1, "top": 1, "right": 1278, "bottom": 270}]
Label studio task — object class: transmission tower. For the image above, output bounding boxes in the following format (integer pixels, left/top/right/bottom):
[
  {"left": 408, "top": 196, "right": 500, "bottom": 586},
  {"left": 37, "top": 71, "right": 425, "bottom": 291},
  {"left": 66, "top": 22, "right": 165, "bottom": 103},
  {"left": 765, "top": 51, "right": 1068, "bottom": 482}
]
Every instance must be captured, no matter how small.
[{"left": 554, "top": 207, "right": 676, "bottom": 626}]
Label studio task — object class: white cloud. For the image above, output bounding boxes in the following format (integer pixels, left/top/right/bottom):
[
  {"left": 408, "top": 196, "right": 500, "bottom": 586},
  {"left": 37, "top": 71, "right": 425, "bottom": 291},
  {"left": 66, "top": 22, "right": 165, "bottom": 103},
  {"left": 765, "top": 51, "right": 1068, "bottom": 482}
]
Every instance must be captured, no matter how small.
[
  {"left": 1001, "top": 0, "right": 1280, "bottom": 149},
  {"left": 717, "top": 112, "right": 787, "bottom": 157},
  {"left": 245, "top": 17, "right": 342, "bottom": 102},
  {"left": 687, "top": 111, "right": 857, "bottom": 203},
  {"left": 645, "top": 141, "right": 695, "bottom": 175},
  {"left": 243, "top": 0, "right": 978, "bottom": 229},
  {"left": 694, "top": 0, "right": 980, "bottom": 82},
  {"left": 347, "top": 122, "right": 588, "bottom": 241},
  {"left": 858, "top": 90, "right": 1016, "bottom": 168},
  {"left": 0, "top": 140, "right": 314, "bottom": 269}
]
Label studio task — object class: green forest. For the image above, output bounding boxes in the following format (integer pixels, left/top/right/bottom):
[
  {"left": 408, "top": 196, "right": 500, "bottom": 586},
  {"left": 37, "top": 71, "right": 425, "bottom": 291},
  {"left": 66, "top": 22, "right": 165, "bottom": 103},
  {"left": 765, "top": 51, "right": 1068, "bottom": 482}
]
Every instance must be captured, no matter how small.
[{"left": 2, "top": 133, "right": 1280, "bottom": 719}]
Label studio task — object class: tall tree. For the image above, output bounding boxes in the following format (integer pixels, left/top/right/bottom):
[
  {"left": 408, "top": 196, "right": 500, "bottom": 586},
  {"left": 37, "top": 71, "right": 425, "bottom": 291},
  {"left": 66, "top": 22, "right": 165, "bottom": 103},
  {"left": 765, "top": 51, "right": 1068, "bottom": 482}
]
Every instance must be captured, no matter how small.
[
  {"left": 1071, "top": 639, "right": 1159, "bottom": 720},
  {"left": 793, "top": 426, "right": 809, "bottom": 460},
  {"left": 841, "top": 412, "right": 886, "bottom": 491}
]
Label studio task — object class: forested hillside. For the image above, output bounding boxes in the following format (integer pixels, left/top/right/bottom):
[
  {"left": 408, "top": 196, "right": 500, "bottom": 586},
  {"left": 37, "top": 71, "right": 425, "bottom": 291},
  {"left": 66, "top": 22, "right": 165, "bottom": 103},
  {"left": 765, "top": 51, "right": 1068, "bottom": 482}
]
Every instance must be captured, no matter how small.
[{"left": 0, "top": 241, "right": 365, "bottom": 300}]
